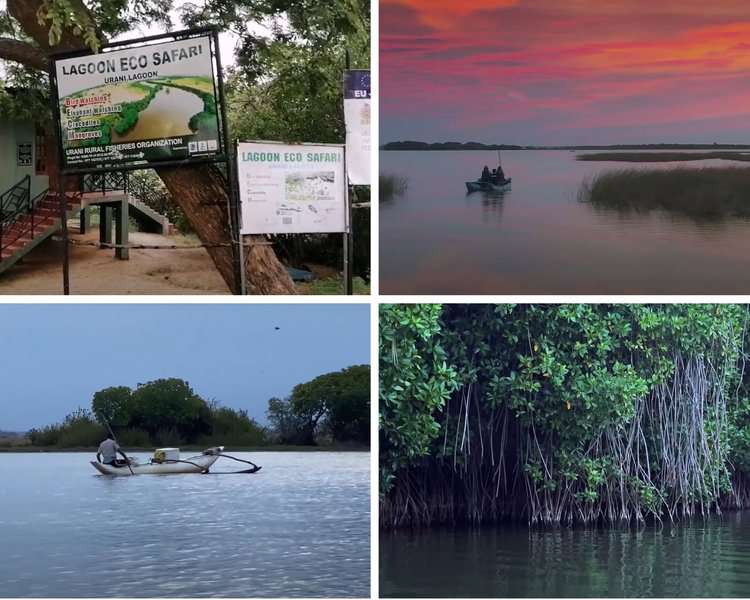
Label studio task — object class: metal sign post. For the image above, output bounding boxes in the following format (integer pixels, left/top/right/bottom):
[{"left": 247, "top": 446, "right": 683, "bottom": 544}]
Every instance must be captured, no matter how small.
[
  {"left": 60, "top": 176, "right": 70, "bottom": 295},
  {"left": 344, "top": 158, "right": 353, "bottom": 296},
  {"left": 343, "top": 50, "right": 353, "bottom": 295}
]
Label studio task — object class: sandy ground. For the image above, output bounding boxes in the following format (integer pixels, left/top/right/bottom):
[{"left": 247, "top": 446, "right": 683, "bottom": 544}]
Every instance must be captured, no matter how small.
[{"left": 0, "top": 230, "right": 231, "bottom": 295}]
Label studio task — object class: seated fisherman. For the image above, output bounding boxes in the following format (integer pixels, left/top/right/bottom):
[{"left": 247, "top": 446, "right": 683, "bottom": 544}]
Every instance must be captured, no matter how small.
[
  {"left": 495, "top": 165, "right": 506, "bottom": 183},
  {"left": 481, "top": 165, "right": 491, "bottom": 181},
  {"left": 97, "top": 435, "right": 129, "bottom": 467}
]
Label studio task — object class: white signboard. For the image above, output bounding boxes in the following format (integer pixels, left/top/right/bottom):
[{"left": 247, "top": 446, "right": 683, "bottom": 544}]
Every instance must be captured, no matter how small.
[
  {"left": 343, "top": 70, "right": 371, "bottom": 185},
  {"left": 53, "top": 34, "right": 221, "bottom": 169},
  {"left": 238, "top": 141, "right": 348, "bottom": 234}
]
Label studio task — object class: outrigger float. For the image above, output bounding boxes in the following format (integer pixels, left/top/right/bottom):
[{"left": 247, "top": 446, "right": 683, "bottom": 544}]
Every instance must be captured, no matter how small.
[{"left": 91, "top": 446, "right": 262, "bottom": 476}]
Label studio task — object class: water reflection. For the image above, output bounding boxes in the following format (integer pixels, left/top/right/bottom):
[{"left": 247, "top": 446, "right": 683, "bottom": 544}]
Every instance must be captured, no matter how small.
[
  {"left": 0, "top": 452, "right": 370, "bottom": 598},
  {"left": 381, "top": 512, "right": 750, "bottom": 597},
  {"left": 380, "top": 150, "right": 750, "bottom": 294},
  {"left": 465, "top": 189, "right": 508, "bottom": 225}
]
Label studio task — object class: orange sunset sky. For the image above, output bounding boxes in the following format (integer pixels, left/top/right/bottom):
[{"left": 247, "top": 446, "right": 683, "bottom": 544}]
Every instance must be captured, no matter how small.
[{"left": 380, "top": 0, "right": 750, "bottom": 145}]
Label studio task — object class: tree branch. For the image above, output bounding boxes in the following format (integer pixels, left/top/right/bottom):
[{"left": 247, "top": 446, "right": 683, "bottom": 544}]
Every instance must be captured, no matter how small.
[{"left": 0, "top": 38, "right": 47, "bottom": 71}]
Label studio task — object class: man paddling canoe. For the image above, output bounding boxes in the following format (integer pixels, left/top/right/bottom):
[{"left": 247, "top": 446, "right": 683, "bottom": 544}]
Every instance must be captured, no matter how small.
[{"left": 96, "top": 435, "right": 130, "bottom": 467}]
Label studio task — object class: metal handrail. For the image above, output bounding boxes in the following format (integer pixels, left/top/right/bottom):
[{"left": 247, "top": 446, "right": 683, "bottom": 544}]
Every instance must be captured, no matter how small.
[
  {"left": 0, "top": 175, "right": 31, "bottom": 260},
  {"left": 81, "top": 171, "right": 128, "bottom": 194},
  {"left": 0, "top": 186, "right": 52, "bottom": 260}
]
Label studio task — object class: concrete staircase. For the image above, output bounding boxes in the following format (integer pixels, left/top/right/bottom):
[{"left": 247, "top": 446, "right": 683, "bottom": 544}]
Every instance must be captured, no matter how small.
[
  {"left": 128, "top": 196, "right": 171, "bottom": 234},
  {"left": 0, "top": 193, "right": 82, "bottom": 275}
]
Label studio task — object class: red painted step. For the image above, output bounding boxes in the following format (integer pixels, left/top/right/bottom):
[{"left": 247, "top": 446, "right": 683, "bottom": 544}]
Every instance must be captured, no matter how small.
[{"left": 0, "top": 193, "right": 82, "bottom": 263}]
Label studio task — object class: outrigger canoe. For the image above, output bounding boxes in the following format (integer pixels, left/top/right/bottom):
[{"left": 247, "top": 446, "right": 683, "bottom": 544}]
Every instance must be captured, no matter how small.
[
  {"left": 465, "top": 178, "right": 512, "bottom": 193},
  {"left": 91, "top": 446, "right": 224, "bottom": 476}
]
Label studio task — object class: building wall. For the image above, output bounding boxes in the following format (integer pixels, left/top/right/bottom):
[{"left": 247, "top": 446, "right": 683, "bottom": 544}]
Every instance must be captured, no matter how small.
[{"left": 0, "top": 120, "right": 49, "bottom": 198}]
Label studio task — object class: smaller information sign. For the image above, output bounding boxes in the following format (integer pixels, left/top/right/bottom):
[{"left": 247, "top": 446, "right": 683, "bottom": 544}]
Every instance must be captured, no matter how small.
[
  {"left": 237, "top": 141, "right": 348, "bottom": 234},
  {"left": 343, "top": 70, "right": 371, "bottom": 185},
  {"left": 17, "top": 143, "right": 32, "bottom": 167}
]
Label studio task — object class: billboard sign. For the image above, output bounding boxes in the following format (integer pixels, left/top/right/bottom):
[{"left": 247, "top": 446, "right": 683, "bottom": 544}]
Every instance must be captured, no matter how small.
[
  {"left": 52, "top": 33, "right": 222, "bottom": 170},
  {"left": 343, "top": 69, "right": 371, "bottom": 185},
  {"left": 237, "top": 141, "right": 348, "bottom": 234}
]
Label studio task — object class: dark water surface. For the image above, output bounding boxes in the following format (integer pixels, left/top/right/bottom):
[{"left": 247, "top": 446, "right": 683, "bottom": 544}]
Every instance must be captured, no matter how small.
[
  {"left": 380, "top": 150, "right": 750, "bottom": 293},
  {"left": 380, "top": 513, "right": 750, "bottom": 597},
  {"left": 0, "top": 452, "right": 369, "bottom": 597}
]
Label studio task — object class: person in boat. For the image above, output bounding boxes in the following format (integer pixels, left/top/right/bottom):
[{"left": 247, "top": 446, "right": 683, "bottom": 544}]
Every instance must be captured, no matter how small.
[
  {"left": 495, "top": 164, "right": 506, "bottom": 184},
  {"left": 480, "top": 165, "right": 491, "bottom": 182},
  {"left": 97, "top": 435, "right": 129, "bottom": 467}
]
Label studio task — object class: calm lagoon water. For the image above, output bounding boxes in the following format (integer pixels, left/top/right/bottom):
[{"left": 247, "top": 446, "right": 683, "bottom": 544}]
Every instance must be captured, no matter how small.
[
  {"left": 380, "top": 512, "right": 750, "bottom": 597},
  {"left": 380, "top": 150, "right": 750, "bottom": 293},
  {"left": 0, "top": 451, "right": 370, "bottom": 597}
]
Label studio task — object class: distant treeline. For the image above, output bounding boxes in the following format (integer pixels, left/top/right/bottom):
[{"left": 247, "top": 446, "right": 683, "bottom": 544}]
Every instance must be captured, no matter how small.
[
  {"left": 21, "top": 365, "right": 369, "bottom": 449},
  {"left": 382, "top": 141, "right": 750, "bottom": 151},
  {"left": 382, "top": 141, "right": 523, "bottom": 151}
]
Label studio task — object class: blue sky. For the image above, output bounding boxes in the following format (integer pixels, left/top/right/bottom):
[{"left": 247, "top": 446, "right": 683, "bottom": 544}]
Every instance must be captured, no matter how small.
[{"left": 0, "top": 304, "right": 370, "bottom": 431}]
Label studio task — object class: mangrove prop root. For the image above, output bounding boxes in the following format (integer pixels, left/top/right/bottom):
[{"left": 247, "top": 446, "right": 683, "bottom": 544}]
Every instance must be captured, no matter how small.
[{"left": 382, "top": 353, "right": 739, "bottom": 528}]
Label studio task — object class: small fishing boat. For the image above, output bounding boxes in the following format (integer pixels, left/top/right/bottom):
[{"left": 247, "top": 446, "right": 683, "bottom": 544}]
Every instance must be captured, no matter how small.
[
  {"left": 90, "top": 446, "right": 259, "bottom": 476},
  {"left": 466, "top": 149, "right": 511, "bottom": 193},
  {"left": 465, "top": 178, "right": 512, "bottom": 193}
]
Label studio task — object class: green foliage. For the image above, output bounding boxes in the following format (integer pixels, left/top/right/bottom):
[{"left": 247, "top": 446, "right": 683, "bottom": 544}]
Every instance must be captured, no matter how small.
[
  {"left": 129, "top": 378, "right": 212, "bottom": 442},
  {"left": 0, "top": 73, "right": 50, "bottom": 124},
  {"left": 28, "top": 408, "right": 105, "bottom": 448},
  {"left": 30, "top": 378, "right": 270, "bottom": 448},
  {"left": 381, "top": 304, "right": 750, "bottom": 526},
  {"left": 291, "top": 364, "right": 370, "bottom": 443},
  {"left": 127, "top": 170, "right": 191, "bottom": 233},
  {"left": 379, "top": 304, "right": 459, "bottom": 493},
  {"left": 201, "top": 0, "right": 369, "bottom": 144},
  {"left": 36, "top": 0, "right": 101, "bottom": 51},
  {"left": 728, "top": 397, "right": 750, "bottom": 475},
  {"left": 92, "top": 386, "right": 132, "bottom": 427},
  {"left": 266, "top": 396, "right": 308, "bottom": 445},
  {"left": 202, "top": 404, "right": 268, "bottom": 447},
  {"left": 266, "top": 365, "right": 371, "bottom": 445}
]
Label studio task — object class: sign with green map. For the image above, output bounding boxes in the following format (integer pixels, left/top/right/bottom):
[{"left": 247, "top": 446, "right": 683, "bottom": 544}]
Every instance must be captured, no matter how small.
[{"left": 53, "top": 34, "right": 222, "bottom": 170}]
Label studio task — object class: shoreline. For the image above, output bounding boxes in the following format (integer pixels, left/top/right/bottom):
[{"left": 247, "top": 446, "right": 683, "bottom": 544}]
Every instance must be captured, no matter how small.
[
  {"left": 381, "top": 143, "right": 750, "bottom": 152},
  {"left": 577, "top": 151, "right": 750, "bottom": 162},
  {"left": 0, "top": 444, "right": 370, "bottom": 453}
]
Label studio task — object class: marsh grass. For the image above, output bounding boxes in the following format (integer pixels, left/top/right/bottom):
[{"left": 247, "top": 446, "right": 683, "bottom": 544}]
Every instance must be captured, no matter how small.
[
  {"left": 578, "top": 151, "right": 750, "bottom": 162},
  {"left": 578, "top": 167, "right": 750, "bottom": 221},
  {"left": 380, "top": 173, "right": 408, "bottom": 203}
]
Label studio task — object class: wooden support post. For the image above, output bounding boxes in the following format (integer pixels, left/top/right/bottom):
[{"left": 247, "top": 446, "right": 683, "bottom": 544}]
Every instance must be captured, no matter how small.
[
  {"left": 80, "top": 205, "right": 90, "bottom": 234},
  {"left": 115, "top": 197, "right": 129, "bottom": 260},
  {"left": 60, "top": 178, "right": 70, "bottom": 295},
  {"left": 99, "top": 205, "right": 112, "bottom": 245}
]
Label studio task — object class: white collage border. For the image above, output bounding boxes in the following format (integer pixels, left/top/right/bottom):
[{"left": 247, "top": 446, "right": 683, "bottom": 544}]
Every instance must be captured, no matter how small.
[{"left": 3, "top": 1, "right": 748, "bottom": 599}]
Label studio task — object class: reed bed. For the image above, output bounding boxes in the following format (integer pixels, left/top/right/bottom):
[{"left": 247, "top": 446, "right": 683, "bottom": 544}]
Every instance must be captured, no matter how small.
[
  {"left": 578, "top": 152, "right": 750, "bottom": 162},
  {"left": 380, "top": 173, "right": 408, "bottom": 203},
  {"left": 578, "top": 167, "right": 750, "bottom": 221}
]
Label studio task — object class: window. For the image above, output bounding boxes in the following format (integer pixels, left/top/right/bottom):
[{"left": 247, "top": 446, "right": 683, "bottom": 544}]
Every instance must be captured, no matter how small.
[{"left": 35, "top": 127, "right": 47, "bottom": 175}]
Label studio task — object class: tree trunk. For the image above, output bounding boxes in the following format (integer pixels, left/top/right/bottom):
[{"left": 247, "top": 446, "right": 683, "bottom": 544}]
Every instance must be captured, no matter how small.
[
  {"left": 157, "top": 165, "right": 296, "bottom": 294},
  {"left": 5, "top": 0, "right": 296, "bottom": 295}
]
